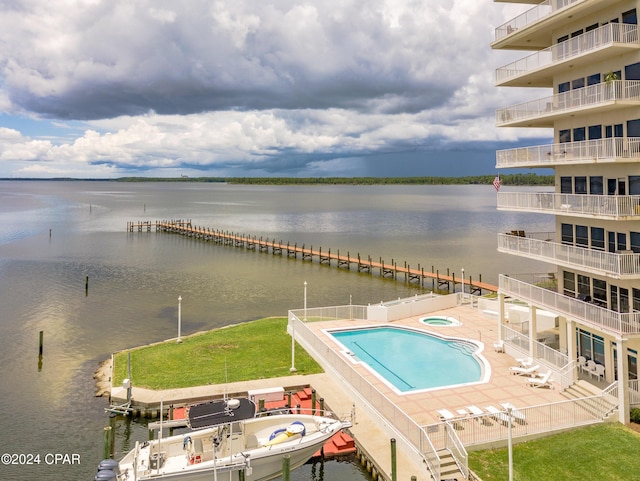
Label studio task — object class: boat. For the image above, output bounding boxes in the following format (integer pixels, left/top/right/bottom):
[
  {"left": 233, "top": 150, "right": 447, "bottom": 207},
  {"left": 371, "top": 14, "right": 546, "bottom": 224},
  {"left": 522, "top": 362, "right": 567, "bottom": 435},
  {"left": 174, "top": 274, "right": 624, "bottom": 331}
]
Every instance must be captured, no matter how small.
[{"left": 96, "top": 403, "right": 351, "bottom": 481}]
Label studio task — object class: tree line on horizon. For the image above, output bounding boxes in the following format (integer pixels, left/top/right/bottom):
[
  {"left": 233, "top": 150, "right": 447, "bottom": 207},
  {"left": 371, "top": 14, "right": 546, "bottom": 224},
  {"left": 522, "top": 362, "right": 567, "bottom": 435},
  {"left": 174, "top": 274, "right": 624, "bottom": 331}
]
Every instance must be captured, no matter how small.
[{"left": 114, "top": 173, "right": 553, "bottom": 186}]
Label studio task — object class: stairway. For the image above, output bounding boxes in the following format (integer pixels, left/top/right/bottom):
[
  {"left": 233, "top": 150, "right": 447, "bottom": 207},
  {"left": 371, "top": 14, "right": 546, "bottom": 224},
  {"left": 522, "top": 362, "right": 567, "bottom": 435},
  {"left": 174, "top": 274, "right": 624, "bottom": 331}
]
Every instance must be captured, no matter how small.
[
  {"left": 431, "top": 449, "right": 465, "bottom": 481},
  {"left": 562, "top": 380, "right": 618, "bottom": 420}
]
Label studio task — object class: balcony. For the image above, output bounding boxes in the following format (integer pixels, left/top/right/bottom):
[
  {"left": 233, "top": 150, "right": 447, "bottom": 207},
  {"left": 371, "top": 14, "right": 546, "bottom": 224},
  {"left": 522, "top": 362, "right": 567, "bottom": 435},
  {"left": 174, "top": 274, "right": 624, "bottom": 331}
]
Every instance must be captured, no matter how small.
[
  {"left": 498, "top": 233, "right": 640, "bottom": 279},
  {"left": 496, "top": 80, "right": 640, "bottom": 128},
  {"left": 499, "top": 275, "right": 640, "bottom": 335},
  {"left": 497, "top": 192, "right": 640, "bottom": 219},
  {"left": 496, "top": 23, "right": 640, "bottom": 87},
  {"left": 493, "top": 0, "right": 611, "bottom": 50},
  {"left": 496, "top": 137, "right": 640, "bottom": 168}
]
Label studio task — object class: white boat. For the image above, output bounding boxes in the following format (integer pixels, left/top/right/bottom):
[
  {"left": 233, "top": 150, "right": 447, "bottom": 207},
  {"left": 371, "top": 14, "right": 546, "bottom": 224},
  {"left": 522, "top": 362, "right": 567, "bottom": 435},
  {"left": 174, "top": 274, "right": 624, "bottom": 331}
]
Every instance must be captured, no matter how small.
[{"left": 100, "top": 410, "right": 351, "bottom": 481}]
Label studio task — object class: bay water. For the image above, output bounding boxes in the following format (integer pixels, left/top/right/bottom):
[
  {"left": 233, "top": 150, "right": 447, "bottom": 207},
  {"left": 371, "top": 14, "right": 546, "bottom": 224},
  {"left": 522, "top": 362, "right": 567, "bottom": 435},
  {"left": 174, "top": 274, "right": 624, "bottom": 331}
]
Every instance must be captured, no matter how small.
[{"left": 0, "top": 181, "right": 552, "bottom": 480}]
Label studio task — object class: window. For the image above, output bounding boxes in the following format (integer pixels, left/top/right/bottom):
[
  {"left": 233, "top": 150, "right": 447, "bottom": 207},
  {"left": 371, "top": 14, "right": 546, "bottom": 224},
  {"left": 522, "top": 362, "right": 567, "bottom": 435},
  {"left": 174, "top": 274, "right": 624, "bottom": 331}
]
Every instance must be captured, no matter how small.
[
  {"left": 577, "top": 275, "right": 590, "bottom": 297},
  {"left": 589, "top": 176, "right": 603, "bottom": 194},
  {"left": 593, "top": 279, "right": 607, "bottom": 304},
  {"left": 588, "top": 125, "right": 602, "bottom": 139},
  {"left": 634, "top": 288, "right": 640, "bottom": 313},
  {"left": 562, "top": 223, "right": 573, "bottom": 244},
  {"left": 576, "top": 225, "right": 588, "bottom": 246},
  {"left": 591, "top": 227, "right": 605, "bottom": 250},
  {"left": 561, "top": 176, "right": 572, "bottom": 193},
  {"left": 571, "top": 78, "right": 585, "bottom": 90},
  {"left": 563, "top": 270, "right": 576, "bottom": 297},
  {"left": 558, "top": 82, "right": 570, "bottom": 94},
  {"left": 622, "top": 9, "right": 637, "bottom": 25},
  {"left": 628, "top": 118, "right": 640, "bottom": 137},
  {"left": 631, "top": 232, "right": 640, "bottom": 253},
  {"left": 630, "top": 176, "right": 640, "bottom": 195},
  {"left": 573, "top": 127, "right": 586, "bottom": 142},
  {"left": 587, "top": 73, "right": 601, "bottom": 86},
  {"left": 559, "top": 129, "right": 571, "bottom": 143},
  {"left": 575, "top": 176, "right": 587, "bottom": 194}
]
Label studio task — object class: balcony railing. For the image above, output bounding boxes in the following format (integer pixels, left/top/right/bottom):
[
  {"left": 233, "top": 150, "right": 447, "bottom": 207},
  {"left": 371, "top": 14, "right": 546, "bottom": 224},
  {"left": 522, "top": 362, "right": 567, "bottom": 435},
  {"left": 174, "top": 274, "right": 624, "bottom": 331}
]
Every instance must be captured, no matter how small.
[
  {"left": 499, "top": 275, "right": 640, "bottom": 335},
  {"left": 497, "top": 192, "right": 640, "bottom": 219},
  {"left": 496, "top": 137, "right": 640, "bottom": 168},
  {"left": 496, "top": 80, "right": 640, "bottom": 127},
  {"left": 496, "top": 23, "right": 639, "bottom": 85},
  {"left": 495, "top": 0, "right": 585, "bottom": 41},
  {"left": 498, "top": 233, "right": 640, "bottom": 278}
]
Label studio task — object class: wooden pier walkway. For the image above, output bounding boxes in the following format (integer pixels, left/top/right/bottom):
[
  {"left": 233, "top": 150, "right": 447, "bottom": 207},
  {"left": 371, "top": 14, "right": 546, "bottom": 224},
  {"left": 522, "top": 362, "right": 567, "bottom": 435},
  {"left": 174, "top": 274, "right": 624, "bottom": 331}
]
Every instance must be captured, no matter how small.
[{"left": 127, "top": 220, "right": 498, "bottom": 294}]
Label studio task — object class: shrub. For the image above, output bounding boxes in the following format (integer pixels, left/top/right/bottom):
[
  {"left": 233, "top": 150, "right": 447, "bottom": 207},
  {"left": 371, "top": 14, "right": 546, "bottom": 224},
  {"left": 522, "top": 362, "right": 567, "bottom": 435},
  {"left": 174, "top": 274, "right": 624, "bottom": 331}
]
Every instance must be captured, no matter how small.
[{"left": 630, "top": 408, "right": 640, "bottom": 423}]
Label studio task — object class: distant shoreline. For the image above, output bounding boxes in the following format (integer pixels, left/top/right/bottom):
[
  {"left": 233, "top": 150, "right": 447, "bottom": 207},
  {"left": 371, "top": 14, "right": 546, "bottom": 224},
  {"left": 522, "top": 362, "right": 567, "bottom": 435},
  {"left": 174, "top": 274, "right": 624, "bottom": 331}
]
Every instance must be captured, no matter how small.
[{"left": 0, "top": 174, "right": 553, "bottom": 186}]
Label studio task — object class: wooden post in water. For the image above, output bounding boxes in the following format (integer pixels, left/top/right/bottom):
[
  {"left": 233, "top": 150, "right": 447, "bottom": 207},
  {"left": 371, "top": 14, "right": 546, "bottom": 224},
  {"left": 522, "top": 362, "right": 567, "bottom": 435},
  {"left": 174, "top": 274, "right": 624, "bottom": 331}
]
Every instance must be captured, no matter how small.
[
  {"left": 38, "top": 330, "right": 43, "bottom": 371},
  {"left": 390, "top": 438, "right": 397, "bottom": 481},
  {"left": 103, "top": 426, "right": 112, "bottom": 459},
  {"left": 319, "top": 397, "right": 325, "bottom": 416},
  {"left": 282, "top": 454, "right": 291, "bottom": 481},
  {"left": 85, "top": 276, "right": 89, "bottom": 296}
]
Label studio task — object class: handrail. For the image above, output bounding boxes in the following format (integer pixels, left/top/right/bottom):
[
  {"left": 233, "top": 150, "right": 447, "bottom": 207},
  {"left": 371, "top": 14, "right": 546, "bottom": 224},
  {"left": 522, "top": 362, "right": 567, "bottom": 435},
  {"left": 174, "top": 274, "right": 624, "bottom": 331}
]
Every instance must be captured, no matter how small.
[
  {"left": 496, "top": 80, "right": 640, "bottom": 126},
  {"left": 496, "top": 137, "right": 640, "bottom": 168},
  {"left": 497, "top": 23, "right": 639, "bottom": 84},
  {"left": 500, "top": 275, "right": 640, "bottom": 335},
  {"left": 444, "top": 423, "right": 468, "bottom": 479},
  {"left": 497, "top": 233, "right": 640, "bottom": 278},
  {"left": 495, "top": 0, "right": 584, "bottom": 41}
]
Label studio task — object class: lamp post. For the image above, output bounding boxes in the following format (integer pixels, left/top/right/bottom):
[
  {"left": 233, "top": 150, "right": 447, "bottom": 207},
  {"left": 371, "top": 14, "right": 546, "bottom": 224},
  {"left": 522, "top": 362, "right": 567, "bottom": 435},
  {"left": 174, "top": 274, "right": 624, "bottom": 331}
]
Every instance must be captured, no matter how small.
[
  {"left": 461, "top": 268, "right": 465, "bottom": 300},
  {"left": 177, "top": 295, "right": 182, "bottom": 343},
  {"left": 507, "top": 406, "right": 513, "bottom": 481}
]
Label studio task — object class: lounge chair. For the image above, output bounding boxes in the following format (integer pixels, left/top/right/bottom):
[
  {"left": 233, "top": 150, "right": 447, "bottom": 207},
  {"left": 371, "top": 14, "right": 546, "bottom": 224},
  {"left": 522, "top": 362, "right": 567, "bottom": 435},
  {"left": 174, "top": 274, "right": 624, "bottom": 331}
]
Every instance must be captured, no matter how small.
[
  {"left": 467, "top": 405, "right": 491, "bottom": 425},
  {"left": 526, "top": 370, "right": 552, "bottom": 388},
  {"left": 515, "top": 357, "right": 534, "bottom": 368},
  {"left": 436, "top": 408, "right": 457, "bottom": 422},
  {"left": 509, "top": 364, "right": 540, "bottom": 376},
  {"left": 500, "top": 402, "right": 527, "bottom": 424},
  {"left": 485, "top": 405, "right": 511, "bottom": 425}
]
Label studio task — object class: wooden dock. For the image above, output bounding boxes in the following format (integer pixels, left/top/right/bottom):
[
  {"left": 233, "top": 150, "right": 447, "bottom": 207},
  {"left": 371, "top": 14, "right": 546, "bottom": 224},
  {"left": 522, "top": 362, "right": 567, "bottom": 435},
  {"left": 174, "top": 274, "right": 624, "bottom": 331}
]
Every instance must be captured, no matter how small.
[{"left": 127, "top": 220, "right": 498, "bottom": 294}]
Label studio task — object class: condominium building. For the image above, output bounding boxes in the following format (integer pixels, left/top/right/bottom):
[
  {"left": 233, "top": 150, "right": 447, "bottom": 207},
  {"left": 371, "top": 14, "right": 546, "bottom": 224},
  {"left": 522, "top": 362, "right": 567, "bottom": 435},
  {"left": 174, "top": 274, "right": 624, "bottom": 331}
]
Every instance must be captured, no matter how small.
[{"left": 492, "top": 0, "right": 640, "bottom": 423}]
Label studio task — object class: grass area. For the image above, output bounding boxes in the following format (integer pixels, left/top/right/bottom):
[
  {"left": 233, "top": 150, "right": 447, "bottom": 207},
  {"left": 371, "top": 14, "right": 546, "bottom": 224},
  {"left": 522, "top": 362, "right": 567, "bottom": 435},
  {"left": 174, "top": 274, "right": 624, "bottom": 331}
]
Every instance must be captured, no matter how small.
[
  {"left": 469, "top": 423, "right": 640, "bottom": 481},
  {"left": 112, "top": 317, "right": 323, "bottom": 390}
]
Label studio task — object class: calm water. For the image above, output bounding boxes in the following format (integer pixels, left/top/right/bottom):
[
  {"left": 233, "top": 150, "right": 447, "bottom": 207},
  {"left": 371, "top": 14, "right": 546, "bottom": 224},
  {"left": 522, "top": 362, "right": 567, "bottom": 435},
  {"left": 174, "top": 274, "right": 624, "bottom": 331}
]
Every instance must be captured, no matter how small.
[
  {"left": 0, "top": 181, "right": 553, "bottom": 481},
  {"left": 330, "top": 327, "right": 482, "bottom": 392}
]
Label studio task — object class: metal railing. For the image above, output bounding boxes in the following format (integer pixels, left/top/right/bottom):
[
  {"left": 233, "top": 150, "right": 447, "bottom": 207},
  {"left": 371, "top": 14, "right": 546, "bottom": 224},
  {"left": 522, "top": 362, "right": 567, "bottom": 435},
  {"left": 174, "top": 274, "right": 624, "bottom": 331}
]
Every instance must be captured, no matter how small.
[
  {"left": 495, "top": 0, "right": 585, "bottom": 41},
  {"left": 500, "top": 275, "right": 640, "bottom": 335},
  {"left": 496, "top": 137, "right": 640, "bottom": 168},
  {"left": 497, "top": 233, "right": 640, "bottom": 278},
  {"left": 496, "top": 80, "right": 640, "bottom": 126},
  {"left": 288, "top": 310, "right": 441, "bottom": 480},
  {"left": 497, "top": 23, "right": 639, "bottom": 84},
  {"left": 444, "top": 423, "right": 468, "bottom": 479},
  {"left": 497, "top": 191, "right": 640, "bottom": 218},
  {"left": 424, "top": 391, "right": 618, "bottom": 449},
  {"left": 502, "top": 325, "right": 569, "bottom": 371}
]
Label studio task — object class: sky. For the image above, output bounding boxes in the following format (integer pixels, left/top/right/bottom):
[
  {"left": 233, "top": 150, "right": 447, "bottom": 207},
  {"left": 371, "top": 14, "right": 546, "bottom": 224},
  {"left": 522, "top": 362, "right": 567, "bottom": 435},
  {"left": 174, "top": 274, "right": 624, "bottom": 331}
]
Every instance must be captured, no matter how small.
[{"left": 0, "top": 0, "right": 553, "bottom": 178}]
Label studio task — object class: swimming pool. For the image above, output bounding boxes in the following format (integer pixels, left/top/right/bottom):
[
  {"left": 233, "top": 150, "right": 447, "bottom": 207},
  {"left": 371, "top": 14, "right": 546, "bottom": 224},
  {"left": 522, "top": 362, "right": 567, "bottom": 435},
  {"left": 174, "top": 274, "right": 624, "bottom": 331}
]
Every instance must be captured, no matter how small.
[
  {"left": 420, "top": 316, "right": 461, "bottom": 326},
  {"left": 328, "top": 326, "right": 488, "bottom": 394}
]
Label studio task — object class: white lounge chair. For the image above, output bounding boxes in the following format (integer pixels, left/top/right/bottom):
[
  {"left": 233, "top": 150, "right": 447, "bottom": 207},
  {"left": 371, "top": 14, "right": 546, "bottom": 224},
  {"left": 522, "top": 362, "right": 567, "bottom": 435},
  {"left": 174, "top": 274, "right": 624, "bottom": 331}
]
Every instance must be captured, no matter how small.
[
  {"left": 526, "top": 370, "right": 553, "bottom": 388},
  {"left": 500, "top": 402, "right": 527, "bottom": 424},
  {"left": 485, "top": 405, "right": 511, "bottom": 425},
  {"left": 467, "top": 405, "right": 491, "bottom": 425},
  {"left": 516, "top": 357, "right": 534, "bottom": 368},
  {"left": 509, "top": 364, "right": 540, "bottom": 376},
  {"left": 436, "top": 408, "right": 457, "bottom": 422}
]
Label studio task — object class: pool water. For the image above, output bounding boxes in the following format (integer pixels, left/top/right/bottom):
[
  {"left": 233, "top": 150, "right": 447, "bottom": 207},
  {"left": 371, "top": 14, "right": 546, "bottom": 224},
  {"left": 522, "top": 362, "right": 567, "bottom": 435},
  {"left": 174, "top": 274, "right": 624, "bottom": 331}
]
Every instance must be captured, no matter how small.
[
  {"left": 330, "top": 326, "right": 485, "bottom": 393},
  {"left": 420, "top": 316, "right": 461, "bottom": 326}
]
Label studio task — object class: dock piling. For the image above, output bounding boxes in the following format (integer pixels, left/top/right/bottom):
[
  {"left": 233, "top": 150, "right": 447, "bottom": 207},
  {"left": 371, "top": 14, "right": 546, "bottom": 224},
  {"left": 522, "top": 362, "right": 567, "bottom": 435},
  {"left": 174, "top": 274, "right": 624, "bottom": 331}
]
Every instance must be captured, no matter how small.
[{"left": 390, "top": 438, "right": 397, "bottom": 481}]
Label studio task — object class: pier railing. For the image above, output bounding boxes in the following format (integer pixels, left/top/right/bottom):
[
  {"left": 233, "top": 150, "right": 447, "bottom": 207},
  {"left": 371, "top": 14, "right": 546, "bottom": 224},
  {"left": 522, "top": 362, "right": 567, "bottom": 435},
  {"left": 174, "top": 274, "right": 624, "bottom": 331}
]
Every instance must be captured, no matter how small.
[{"left": 288, "top": 308, "right": 443, "bottom": 480}]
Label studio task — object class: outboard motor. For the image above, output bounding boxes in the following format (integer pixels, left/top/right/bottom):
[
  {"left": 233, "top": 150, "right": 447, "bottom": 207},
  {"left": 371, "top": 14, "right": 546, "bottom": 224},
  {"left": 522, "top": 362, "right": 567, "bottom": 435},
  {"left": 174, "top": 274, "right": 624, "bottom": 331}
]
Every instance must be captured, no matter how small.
[{"left": 95, "top": 458, "right": 119, "bottom": 481}]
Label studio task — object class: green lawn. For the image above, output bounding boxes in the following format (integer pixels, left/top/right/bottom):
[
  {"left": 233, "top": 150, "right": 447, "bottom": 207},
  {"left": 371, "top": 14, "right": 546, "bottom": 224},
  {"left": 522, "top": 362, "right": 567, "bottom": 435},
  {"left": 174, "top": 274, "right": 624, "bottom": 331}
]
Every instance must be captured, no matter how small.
[
  {"left": 112, "top": 317, "right": 323, "bottom": 389},
  {"left": 469, "top": 423, "right": 640, "bottom": 481}
]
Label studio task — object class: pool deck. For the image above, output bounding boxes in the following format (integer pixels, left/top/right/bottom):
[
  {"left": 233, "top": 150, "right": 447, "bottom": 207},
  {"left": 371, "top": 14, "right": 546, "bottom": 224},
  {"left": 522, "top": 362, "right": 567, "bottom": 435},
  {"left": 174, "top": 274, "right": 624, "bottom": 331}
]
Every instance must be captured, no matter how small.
[{"left": 111, "top": 303, "right": 575, "bottom": 481}]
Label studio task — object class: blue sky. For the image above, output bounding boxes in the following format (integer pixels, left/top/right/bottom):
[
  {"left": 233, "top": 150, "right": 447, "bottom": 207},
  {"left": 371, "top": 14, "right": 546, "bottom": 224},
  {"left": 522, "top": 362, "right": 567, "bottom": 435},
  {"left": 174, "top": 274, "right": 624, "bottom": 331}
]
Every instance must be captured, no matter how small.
[{"left": 0, "top": 0, "right": 551, "bottom": 178}]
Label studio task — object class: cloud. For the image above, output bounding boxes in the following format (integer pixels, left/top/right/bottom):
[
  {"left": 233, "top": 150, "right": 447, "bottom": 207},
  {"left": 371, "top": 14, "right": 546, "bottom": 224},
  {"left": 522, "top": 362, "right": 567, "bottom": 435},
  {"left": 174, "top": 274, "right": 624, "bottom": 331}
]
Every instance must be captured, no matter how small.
[{"left": 0, "top": 0, "right": 549, "bottom": 177}]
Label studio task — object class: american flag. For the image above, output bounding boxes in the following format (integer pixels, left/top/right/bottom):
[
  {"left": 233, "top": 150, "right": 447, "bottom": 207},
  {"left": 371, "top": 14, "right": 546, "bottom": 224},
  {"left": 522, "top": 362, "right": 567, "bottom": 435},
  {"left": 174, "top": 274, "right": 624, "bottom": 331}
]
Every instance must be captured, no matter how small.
[{"left": 493, "top": 175, "right": 501, "bottom": 192}]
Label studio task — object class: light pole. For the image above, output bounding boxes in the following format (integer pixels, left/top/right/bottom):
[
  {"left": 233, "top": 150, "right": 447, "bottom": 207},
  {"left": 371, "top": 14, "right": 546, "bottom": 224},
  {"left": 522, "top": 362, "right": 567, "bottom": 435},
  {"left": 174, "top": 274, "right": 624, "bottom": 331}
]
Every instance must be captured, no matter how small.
[
  {"left": 461, "top": 268, "right": 465, "bottom": 300},
  {"left": 177, "top": 295, "right": 182, "bottom": 343},
  {"left": 507, "top": 406, "right": 513, "bottom": 481}
]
